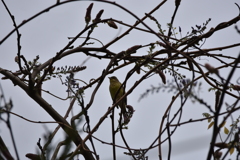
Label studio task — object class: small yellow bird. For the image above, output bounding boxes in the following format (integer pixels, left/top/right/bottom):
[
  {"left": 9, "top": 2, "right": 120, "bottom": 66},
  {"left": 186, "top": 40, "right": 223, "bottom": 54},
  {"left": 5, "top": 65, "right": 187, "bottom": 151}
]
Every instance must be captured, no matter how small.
[{"left": 109, "top": 76, "right": 126, "bottom": 113}]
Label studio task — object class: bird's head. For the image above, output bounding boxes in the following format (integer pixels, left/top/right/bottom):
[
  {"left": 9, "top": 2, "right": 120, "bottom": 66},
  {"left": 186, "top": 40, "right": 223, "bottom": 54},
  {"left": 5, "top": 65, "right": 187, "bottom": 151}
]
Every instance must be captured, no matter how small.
[{"left": 108, "top": 76, "right": 119, "bottom": 83}]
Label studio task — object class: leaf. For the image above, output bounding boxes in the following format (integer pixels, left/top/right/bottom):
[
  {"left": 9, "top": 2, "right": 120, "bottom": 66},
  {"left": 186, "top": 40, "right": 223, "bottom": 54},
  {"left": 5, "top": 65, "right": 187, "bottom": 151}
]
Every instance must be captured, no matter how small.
[
  {"left": 229, "top": 147, "right": 234, "bottom": 155},
  {"left": 219, "top": 121, "right": 226, "bottom": 128},
  {"left": 208, "top": 121, "right": 214, "bottom": 129},
  {"left": 202, "top": 113, "right": 210, "bottom": 118},
  {"left": 224, "top": 127, "right": 229, "bottom": 134},
  {"left": 208, "top": 118, "right": 212, "bottom": 123},
  {"left": 202, "top": 113, "right": 212, "bottom": 122}
]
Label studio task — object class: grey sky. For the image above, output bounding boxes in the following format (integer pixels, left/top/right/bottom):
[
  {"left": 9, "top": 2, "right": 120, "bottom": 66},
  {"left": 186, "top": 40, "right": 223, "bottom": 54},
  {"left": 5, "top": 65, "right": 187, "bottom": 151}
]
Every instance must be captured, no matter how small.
[{"left": 1, "top": 0, "right": 240, "bottom": 159}]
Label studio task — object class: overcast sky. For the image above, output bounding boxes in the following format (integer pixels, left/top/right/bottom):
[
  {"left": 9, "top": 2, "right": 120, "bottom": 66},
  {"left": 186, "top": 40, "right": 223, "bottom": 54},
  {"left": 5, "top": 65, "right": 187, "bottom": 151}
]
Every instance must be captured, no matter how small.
[{"left": 1, "top": 0, "right": 240, "bottom": 160}]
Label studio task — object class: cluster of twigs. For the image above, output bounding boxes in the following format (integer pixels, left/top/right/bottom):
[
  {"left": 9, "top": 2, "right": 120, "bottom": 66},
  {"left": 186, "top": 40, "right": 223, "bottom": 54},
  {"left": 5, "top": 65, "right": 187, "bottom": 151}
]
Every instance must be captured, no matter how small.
[{"left": 0, "top": 0, "right": 240, "bottom": 160}]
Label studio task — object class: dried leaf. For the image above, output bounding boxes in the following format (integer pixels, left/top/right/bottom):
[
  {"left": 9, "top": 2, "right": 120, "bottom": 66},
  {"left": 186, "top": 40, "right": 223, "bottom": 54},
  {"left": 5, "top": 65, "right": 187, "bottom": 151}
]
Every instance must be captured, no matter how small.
[
  {"left": 136, "top": 67, "right": 141, "bottom": 74},
  {"left": 187, "top": 58, "right": 193, "bottom": 70},
  {"left": 157, "top": 70, "right": 166, "bottom": 84},
  {"left": 93, "top": 9, "right": 104, "bottom": 23},
  {"left": 175, "top": 0, "right": 181, "bottom": 7},
  {"left": 205, "top": 63, "right": 218, "bottom": 74},
  {"left": 85, "top": 3, "right": 93, "bottom": 24},
  {"left": 126, "top": 45, "right": 142, "bottom": 54},
  {"left": 215, "top": 90, "right": 221, "bottom": 111},
  {"left": 214, "top": 150, "right": 222, "bottom": 159},
  {"left": 214, "top": 142, "right": 228, "bottom": 148},
  {"left": 107, "top": 20, "right": 118, "bottom": 29},
  {"left": 232, "top": 84, "right": 240, "bottom": 91}
]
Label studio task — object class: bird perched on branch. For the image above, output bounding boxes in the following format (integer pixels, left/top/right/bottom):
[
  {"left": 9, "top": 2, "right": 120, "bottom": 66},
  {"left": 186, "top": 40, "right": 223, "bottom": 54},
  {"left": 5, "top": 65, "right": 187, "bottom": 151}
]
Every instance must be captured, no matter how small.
[{"left": 108, "top": 76, "right": 126, "bottom": 113}]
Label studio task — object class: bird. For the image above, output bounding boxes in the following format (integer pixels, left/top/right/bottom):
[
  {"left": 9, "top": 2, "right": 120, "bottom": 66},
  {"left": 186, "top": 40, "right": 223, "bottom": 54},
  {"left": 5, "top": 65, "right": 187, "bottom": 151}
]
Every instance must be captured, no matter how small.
[{"left": 108, "top": 76, "right": 126, "bottom": 113}]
